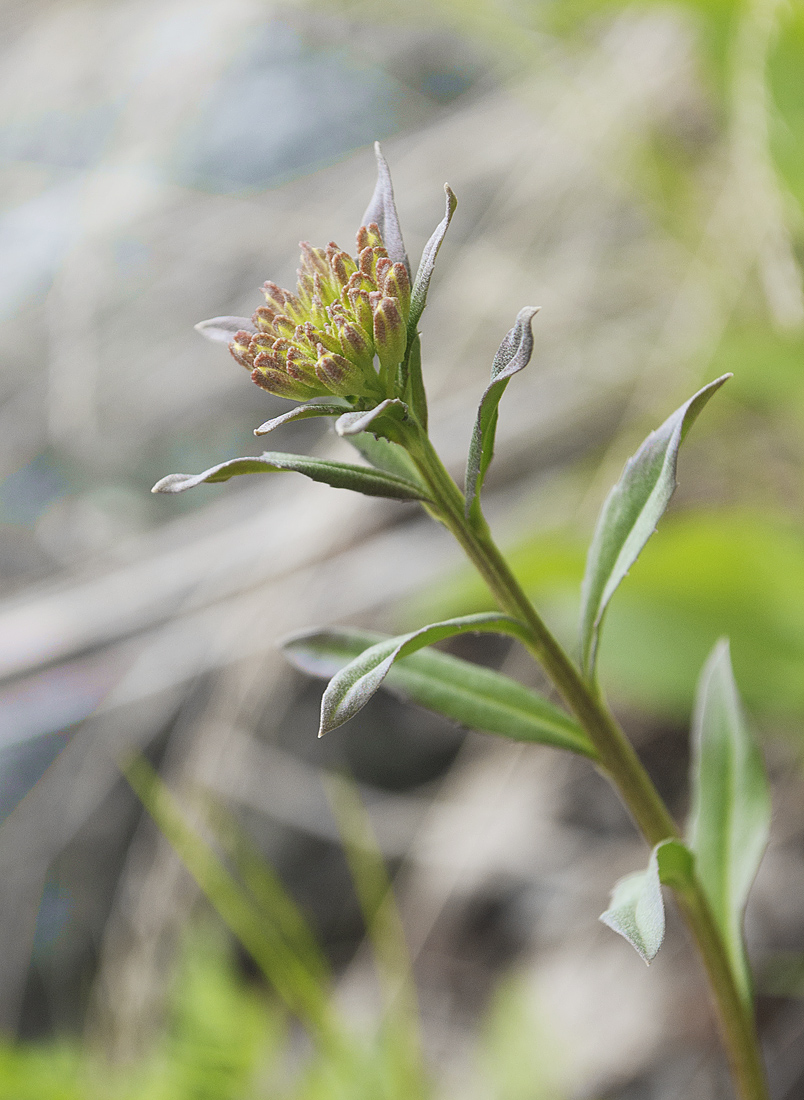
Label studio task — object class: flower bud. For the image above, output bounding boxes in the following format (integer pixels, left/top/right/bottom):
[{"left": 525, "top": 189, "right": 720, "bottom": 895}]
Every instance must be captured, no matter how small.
[
  {"left": 373, "top": 297, "right": 407, "bottom": 370},
  {"left": 229, "top": 330, "right": 255, "bottom": 368},
  {"left": 285, "top": 348, "right": 320, "bottom": 387},
  {"left": 299, "top": 242, "right": 329, "bottom": 277},
  {"left": 315, "top": 351, "right": 364, "bottom": 397},
  {"left": 329, "top": 250, "right": 357, "bottom": 287},
  {"left": 261, "top": 281, "right": 288, "bottom": 311},
  {"left": 347, "top": 289, "right": 374, "bottom": 334},
  {"left": 252, "top": 306, "right": 277, "bottom": 331},
  {"left": 272, "top": 315, "right": 297, "bottom": 341},
  {"left": 252, "top": 362, "right": 317, "bottom": 400},
  {"left": 339, "top": 321, "right": 374, "bottom": 371},
  {"left": 381, "top": 263, "right": 410, "bottom": 320},
  {"left": 356, "top": 223, "right": 384, "bottom": 251}
]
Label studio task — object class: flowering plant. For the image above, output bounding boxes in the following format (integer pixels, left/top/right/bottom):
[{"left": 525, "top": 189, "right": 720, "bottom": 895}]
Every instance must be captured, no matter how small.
[{"left": 154, "top": 145, "right": 771, "bottom": 1100}]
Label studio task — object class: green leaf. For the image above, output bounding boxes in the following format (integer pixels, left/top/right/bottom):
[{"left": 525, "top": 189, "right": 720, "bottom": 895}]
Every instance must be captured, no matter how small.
[
  {"left": 465, "top": 307, "right": 540, "bottom": 523},
  {"left": 346, "top": 431, "right": 425, "bottom": 485},
  {"left": 282, "top": 623, "right": 593, "bottom": 755},
  {"left": 600, "top": 843, "right": 667, "bottom": 964},
  {"left": 688, "top": 639, "right": 771, "bottom": 1004},
  {"left": 253, "top": 403, "right": 346, "bottom": 436},
  {"left": 578, "top": 375, "right": 731, "bottom": 680},
  {"left": 151, "top": 451, "right": 431, "bottom": 502},
  {"left": 408, "top": 184, "right": 457, "bottom": 334},
  {"left": 362, "top": 142, "right": 409, "bottom": 274},
  {"left": 655, "top": 837, "right": 695, "bottom": 891},
  {"left": 403, "top": 330, "right": 427, "bottom": 430}
]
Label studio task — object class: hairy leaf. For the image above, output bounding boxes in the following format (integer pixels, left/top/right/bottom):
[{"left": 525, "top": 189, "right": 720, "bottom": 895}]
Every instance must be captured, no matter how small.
[
  {"left": 282, "top": 623, "right": 593, "bottom": 755},
  {"left": 578, "top": 376, "right": 730, "bottom": 679},
  {"left": 600, "top": 844, "right": 667, "bottom": 964},
  {"left": 362, "top": 142, "right": 409, "bottom": 274},
  {"left": 254, "top": 404, "right": 346, "bottom": 436},
  {"left": 335, "top": 399, "right": 407, "bottom": 437},
  {"left": 465, "top": 308, "right": 540, "bottom": 522},
  {"left": 151, "top": 451, "right": 430, "bottom": 501},
  {"left": 195, "top": 316, "right": 255, "bottom": 342},
  {"left": 689, "top": 640, "right": 771, "bottom": 1004},
  {"left": 408, "top": 184, "right": 457, "bottom": 333}
]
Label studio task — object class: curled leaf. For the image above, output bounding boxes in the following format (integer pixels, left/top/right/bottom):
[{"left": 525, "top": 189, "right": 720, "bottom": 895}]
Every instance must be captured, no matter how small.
[
  {"left": 335, "top": 399, "right": 408, "bottom": 438},
  {"left": 282, "top": 624, "right": 593, "bottom": 755},
  {"left": 151, "top": 451, "right": 430, "bottom": 502},
  {"left": 465, "top": 307, "right": 540, "bottom": 521},
  {"left": 254, "top": 404, "right": 346, "bottom": 436},
  {"left": 361, "top": 142, "right": 409, "bottom": 274},
  {"left": 195, "top": 316, "right": 255, "bottom": 342},
  {"left": 408, "top": 184, "right": 457, "bottom": 333},
  {"left": 600, "top": 843, "right": 667, "bottom": 964},
  {"left": 578, "top": 375, "right": 731, "bottom": 680}
]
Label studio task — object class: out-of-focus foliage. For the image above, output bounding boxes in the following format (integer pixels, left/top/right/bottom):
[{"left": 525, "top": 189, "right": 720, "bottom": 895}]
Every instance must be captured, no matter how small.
[{"left": 0, "top": 928, "right": 283, "bottom": 1100}]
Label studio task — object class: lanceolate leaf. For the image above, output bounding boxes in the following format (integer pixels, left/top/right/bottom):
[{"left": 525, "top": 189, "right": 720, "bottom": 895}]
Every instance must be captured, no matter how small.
[
  {"left": 151, "top": 451, "right": 430, "bottom": 502},
  {"left": 408, "top": 184, "right": 457, "bottom": 334},
  {"left": 600, "top": 844, "right": 667, "bottom": 964},
  {"left": 688, "top": 640, "right": 771, "bottom": 1005},
  {"left": 315, "top": 613, "right": 530, "bottom": 736},
  {"left": 464, "top": 308, "right": 540, "bottom": 523},
  {"left": 253, "top": 404, "right": 346, "bottom": 436},
  {"left": 578, "top": 375, "right": 731, "bottom": 680},
  {"left": 282, "top": 625, "right": 593, "bottom": 756},
  {"left": 403, "top": 331, "right": 428, "bottom": 430},
  {"left": 362, "top": 142, "right": 409, "bottom": 274}
]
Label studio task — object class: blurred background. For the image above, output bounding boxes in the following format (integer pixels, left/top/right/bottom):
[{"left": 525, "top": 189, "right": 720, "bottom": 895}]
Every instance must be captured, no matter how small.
[{"left": 1, "top": 0, "right": 803, "bottom": 1096}]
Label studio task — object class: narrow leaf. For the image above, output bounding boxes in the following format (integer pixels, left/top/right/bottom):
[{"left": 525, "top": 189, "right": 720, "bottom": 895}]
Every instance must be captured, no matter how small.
[
  {"left": 316, "top": 613, "right": 530, "bottom": 736},
  {"left": 600, "top": 844, "right": 666, "bottom": 964},
  {"left": 403, "top": 330, "right": 427, "bottom": 430},
  {"left": 465, "top": 307, "right": 540, "bottom": 522},
  {"left": 195, "top": 316, "right": 255, "bottom": 342},
  {"left": 408, "top": 184, "right": 457, "bottom": 333},
  {"left": 151, "top": 451, "right": 430, "bottom": 502},
  {"left": 282, "top": 625, "right": 593, "bottom": 756},
  {"left": 335, "top": 399, "right": 407, "bottom": 437},
  {"left": 254, "top": 404, "right": 345, "bottom": 436},
  {"left": 688, "top": 639, "right": 771, "bottom": 1004},
  {"left": 579, "top": 375, "right": 731, "bottom": 679},
  {"left": 362, "top": 142, "right": 409, "bottom": 274}
]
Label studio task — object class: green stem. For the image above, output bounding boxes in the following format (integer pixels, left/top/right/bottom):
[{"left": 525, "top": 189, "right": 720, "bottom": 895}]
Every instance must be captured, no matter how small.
[{"left": 402, "top": 422, "right": 768, "bottom": 1100}]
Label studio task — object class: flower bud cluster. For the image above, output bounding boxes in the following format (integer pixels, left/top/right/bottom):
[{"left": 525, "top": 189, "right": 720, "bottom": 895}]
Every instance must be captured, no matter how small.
[{"left": 229, "top": 223, "right": 411, "bottom": 402}]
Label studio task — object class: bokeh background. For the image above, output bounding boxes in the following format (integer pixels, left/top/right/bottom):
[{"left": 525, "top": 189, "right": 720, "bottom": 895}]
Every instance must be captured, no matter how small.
[{"left": 1, "top": 0, "right": 803, "bottom": 1096}]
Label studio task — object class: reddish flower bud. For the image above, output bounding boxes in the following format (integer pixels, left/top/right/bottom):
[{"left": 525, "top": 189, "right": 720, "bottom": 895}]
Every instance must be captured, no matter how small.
[
  {"left": 373, "top": 297, "right": 407, "bottom": 370},
  {"left": 339, "top": 321, "right": 374, "bottom": 370},
  {"left": 381, "top": 263, "right": 410, "bottom": 319},
  {"left": 315, "top": 351, "right": 363, "bottom": 397},
  {"left": 229, "top": 330, "right": 255, "bottom": 368}
]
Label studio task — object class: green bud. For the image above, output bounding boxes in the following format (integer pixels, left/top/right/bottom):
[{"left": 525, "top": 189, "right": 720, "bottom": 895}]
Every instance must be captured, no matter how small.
[
  {"left": 252, "top": 360, "right": 318, "bottom": 401},
  {"left": 339, "top": 321, "right": 374, "bottom": 371},
  {"left": 372, "top": 297, "right": 407, "bottom": 371},
  {"left": 382, "top": 263, "right": 410, "bottom": 320},
  {"left": 315, "top": 351, "right": 364, "bottom": 397}
]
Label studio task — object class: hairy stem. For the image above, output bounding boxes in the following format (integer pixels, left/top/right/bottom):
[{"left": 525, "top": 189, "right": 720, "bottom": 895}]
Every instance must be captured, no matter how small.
[{"left": 403, "top": 422, "right": 768, "bottom": 1100}]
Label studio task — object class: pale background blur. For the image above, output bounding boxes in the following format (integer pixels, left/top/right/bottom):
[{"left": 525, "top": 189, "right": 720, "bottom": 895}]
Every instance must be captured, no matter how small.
[{"left": 1, "top": 0, "right": 803, "bottom": 1097}]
